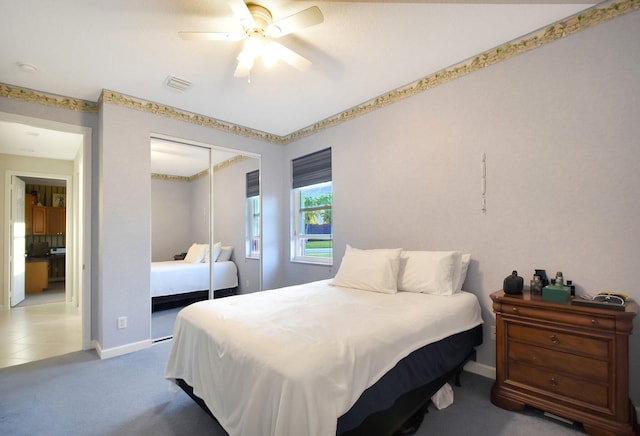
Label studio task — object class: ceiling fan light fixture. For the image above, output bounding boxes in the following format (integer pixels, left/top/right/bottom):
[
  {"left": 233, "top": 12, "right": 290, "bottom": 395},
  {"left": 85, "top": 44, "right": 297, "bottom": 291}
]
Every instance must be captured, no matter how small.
[
  {"left": 243, "top": 34, "right": 263, "bottom": 58},
  {"left": 262, "top": 42, "right": 279, "bottom": 68},
  {"left": 237, "top": 33, "right": 270, "bottom": 72},
  {"left": 237, "top": 52, "right": 255, "bottom": 71}
]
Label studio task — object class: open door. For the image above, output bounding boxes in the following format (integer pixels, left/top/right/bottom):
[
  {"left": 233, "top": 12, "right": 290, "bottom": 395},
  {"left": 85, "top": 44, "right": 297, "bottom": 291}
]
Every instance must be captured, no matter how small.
[{"left": 10, "top": 176, "right": 26, "bottom": 307}]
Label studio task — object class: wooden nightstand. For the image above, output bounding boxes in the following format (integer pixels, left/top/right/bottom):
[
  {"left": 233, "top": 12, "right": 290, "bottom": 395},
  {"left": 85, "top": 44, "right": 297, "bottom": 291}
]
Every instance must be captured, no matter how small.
[{"left": 490, "top": 290, "right": 637, "bottom": 435}]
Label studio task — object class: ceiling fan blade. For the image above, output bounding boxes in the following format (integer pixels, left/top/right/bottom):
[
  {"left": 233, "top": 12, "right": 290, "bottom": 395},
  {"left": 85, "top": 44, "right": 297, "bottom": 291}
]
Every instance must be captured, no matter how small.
[
  {"left": 228, "top": 0, "right": 255, "bottom": 29},
  {"left": 234, "top": 61, "right": 250, "bottom": 78},
  {"left": 179, "top": 31, "right": 244, "bottom": 41},
  {"left": 270, "top": 42, "right": 312, "bottom": 71},
  {"left": 266, "top": 6, "right": 324, "bottom": 37}
]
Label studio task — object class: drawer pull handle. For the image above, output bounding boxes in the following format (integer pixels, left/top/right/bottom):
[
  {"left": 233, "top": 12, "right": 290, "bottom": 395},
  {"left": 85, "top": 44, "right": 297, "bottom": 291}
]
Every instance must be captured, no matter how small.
[
  {"left": 512, "top": 307, "right": 518, "bottom": 312},
  {"left": 550, "top": 377, "right": 557, "bottom": 387},
  {"left": 591, "top": 319, "right": 598, "bottom": 326},
  {"left": 549, "top": 334, "right": 559, "bottom": 344}
]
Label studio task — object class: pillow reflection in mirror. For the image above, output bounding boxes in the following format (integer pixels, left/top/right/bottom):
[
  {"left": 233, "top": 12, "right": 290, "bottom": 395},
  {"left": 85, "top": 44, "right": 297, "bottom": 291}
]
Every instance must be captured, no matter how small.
[
  {"left": 184, "top": 243, "right": 208, "bottom": 263},
  {"left": 217, "top": 246, "right": 234, "bottom": 262}
]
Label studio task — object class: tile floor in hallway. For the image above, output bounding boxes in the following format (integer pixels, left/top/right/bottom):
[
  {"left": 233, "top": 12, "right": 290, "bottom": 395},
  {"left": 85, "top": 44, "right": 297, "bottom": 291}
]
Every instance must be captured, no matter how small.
[{"left": 0, "top": 301, "right": 82, "bottom": 369}]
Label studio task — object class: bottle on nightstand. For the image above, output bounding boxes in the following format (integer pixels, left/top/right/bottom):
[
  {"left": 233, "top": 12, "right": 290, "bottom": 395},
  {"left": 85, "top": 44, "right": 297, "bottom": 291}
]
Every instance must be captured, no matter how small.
[{"left": 530, "top": 275, "right": 543, "bottom": 295}]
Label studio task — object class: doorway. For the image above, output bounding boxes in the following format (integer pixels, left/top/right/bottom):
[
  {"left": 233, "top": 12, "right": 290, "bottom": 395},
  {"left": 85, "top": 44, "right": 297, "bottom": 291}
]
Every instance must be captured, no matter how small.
[
  {"left": 14, "top": 176, "right": 68, "bottom": 308},
  {"left": 0, "top": 113, "right": 92, "bottom": 368}
]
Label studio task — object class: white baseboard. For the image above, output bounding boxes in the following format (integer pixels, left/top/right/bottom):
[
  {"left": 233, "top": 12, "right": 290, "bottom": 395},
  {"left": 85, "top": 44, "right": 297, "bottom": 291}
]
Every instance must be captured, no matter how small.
[
  {"left": 464, "top": 360, "right": 496, "bottom": 380},
  {"left": 96, "top": 339, "right": 152, "bottom": 360}
]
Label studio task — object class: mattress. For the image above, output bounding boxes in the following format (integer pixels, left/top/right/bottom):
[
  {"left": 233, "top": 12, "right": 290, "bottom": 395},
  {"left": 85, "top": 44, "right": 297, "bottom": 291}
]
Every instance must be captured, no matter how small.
[
  {"left": 150, "top": 260, "right": 238, "bottom": 297},
  {"left": 165, "top": 279, "right": 483, "bottom": 436}
]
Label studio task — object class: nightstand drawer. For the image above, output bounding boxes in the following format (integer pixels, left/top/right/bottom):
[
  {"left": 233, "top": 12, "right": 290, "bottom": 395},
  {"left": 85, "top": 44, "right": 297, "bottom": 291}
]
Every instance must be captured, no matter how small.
[
  {"left": 508, "top": 324, "right": 608, "bottom": 359},
  {"left": 503, "top": 303, "right": 615, "bottom": 331},
  {"left": 508, "top": 361, "right": 609, "bottom": 408},
  {"left": 508, "top": 341, "right": 608, "bottom": 383}
]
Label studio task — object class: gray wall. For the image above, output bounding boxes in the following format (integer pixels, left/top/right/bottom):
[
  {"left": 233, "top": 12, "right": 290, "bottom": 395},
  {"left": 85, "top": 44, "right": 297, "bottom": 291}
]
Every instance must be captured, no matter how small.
[
  {"left": 151, "top": 178, "right": 193, "bottom": 261},
  {"left": 189, "top": 172, "right": 210, "bottom": 245},
  {"left": 283, "top": 11, "right": 640, "bottom": 403}
]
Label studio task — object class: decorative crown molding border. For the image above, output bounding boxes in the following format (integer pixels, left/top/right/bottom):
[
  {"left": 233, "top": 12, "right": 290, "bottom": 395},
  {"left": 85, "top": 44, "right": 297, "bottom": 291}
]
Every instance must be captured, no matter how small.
[
  {"left": 282, "top": 0, "right": 639, "bottom": 143},
  {"left": 151, "top": 173, "right": 192, "bottom": 182},
  {"left": 99, "top": 90, "right": 285, "bottom": 145},
  {"left": 2, "top": 0, "right": 637, "bottom": 144},
  {"left": 0, "top": 83, "right": 98, "bottom": 113},
  {"left": 213, "top": 154, "right": 248, "bottom": 172}
]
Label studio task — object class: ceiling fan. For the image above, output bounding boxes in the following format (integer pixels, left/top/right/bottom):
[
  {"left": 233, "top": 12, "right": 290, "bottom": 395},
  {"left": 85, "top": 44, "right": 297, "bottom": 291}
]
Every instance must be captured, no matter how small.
[{"left": 179, "top": 0, "right": 324, "bottom": 79}]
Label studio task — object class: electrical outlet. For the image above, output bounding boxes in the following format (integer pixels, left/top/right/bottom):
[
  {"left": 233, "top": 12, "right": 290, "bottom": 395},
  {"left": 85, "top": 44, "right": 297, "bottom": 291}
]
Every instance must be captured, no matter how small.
[
  {"left": 117, "top": 316, "right": 127, "bottom": 329},
  {"left": 490, "top": 325, "right": 496, "bottom": 341},
  {"left": 246, "top": 279, "right": 250, "bottom": 288}
]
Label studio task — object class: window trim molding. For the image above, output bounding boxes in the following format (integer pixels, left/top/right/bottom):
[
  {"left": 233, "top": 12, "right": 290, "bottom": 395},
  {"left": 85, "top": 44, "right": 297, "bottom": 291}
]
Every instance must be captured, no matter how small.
[{"left": 291, "top": 181, "right": 333, "bottom": 265}]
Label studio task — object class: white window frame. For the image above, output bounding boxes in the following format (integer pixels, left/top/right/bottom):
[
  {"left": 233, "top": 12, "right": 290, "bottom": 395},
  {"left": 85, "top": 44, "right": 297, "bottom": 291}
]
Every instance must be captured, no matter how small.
[
  {"left": 246, "top": 195, "right": 260, "bottom": 259},
  {"left": 291, "top": 181, "right": 332, "bottom": 265}
]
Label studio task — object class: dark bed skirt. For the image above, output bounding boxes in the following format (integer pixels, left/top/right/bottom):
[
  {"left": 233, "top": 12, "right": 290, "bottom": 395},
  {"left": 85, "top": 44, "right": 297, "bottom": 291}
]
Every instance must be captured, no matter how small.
[
  {"left": 151, "top": 288, "right": 237, "bottom": 312},
  {"left": 174, "top": 324, "right": 482, "bottom": 436},
  {"left": 338, "top": 324, "right": 483, "bottom": 435}
]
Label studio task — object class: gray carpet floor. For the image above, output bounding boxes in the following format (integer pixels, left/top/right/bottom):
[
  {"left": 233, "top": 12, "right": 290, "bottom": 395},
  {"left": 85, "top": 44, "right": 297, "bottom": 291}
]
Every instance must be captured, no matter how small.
[
  {"left": 0, "top": 339, "right": 593, "bottom": 436},
  {"left": 151, "top": 307, "right": 182, "bottom": 341}
]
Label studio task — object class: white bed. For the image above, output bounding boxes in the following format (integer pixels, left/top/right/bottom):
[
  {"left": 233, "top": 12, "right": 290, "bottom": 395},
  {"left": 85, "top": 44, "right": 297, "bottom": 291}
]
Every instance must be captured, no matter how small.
[
  {"left": 150, "top": 260, "right": 238, "bottom": 298},
  {"left": 166, "top": 278, "right": 482, "bottom": 436}
]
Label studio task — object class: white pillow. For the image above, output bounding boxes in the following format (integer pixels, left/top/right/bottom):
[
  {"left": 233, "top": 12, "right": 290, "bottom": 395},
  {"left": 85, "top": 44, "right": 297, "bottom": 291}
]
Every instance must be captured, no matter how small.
[
  {"left": 205, "top": 242, "right": 222, "bottom": 263},
  {"left": 332, "top": 246, "right": 402, "bottom": 294},
  {"left": 345, "top": 245, "right": 401, "bottom": 257},
  {"left": 217, "top": 246, "right": 234, "bottom": 262},
  {"left": 398, "top": 251, "right": 461, "bottom": 295},
  {"left": 184, "top": 243, "right": 208, "bottom": 263},
  {"left": 454, "top": 253, "right": 471, "bottom": 292}
]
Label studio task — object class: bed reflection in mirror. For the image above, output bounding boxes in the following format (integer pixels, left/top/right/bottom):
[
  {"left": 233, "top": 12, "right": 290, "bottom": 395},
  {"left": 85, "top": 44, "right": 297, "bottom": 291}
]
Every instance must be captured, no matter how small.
[{"left": 149, "top": 137, "right": 260, "bottom": 340}]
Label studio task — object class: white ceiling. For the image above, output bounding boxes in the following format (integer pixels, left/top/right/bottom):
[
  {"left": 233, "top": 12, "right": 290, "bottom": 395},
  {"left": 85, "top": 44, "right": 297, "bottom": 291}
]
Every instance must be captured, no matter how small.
[
  {"left": 0, "top": 119, "right": 82, "bottom": 161},
  {"left": 150, "top": 137, "right": 241, "bottom": 177},
  {"left": 0, "top": 1, "right": 597, "bottom": 162}
]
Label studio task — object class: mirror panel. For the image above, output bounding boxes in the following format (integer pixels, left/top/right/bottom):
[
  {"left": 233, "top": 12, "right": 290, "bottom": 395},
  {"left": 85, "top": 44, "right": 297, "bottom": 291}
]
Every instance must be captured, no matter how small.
[
  {"left": 150, "top": 137, "right": 261, "bottom": 340},
  {"left": 150, "top": 138, "right": 211, "bottom": 263},
  {"left": 212, "top": 152, "right": 261, "bottom": 292}
]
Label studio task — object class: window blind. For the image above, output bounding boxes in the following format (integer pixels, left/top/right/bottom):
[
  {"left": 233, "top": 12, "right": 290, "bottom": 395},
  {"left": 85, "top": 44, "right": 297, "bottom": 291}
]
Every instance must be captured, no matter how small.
[
  {"left": 292, "top": 147, "right": 332, "bottom": 189},
  {"left": 246, "top": 169, "right": 260, "bottom": 198}
]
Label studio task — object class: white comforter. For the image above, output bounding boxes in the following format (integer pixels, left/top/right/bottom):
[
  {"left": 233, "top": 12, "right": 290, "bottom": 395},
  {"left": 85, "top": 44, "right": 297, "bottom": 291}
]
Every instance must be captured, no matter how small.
[
  {"left": 150, "top": 260, "right": 238, "bottom": 297},
  {"left": 165, "top": 279, "right": 482, "bottom": 436}
]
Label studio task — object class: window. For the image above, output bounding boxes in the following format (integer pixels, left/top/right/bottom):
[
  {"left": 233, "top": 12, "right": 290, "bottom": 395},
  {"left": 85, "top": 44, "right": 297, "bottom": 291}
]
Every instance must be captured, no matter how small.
[
  {"left": 246, "top": 169, "right": 260, "bottom": 258},
  {"left": 291, "top": 148, "right": 332, "bottom": 264}
]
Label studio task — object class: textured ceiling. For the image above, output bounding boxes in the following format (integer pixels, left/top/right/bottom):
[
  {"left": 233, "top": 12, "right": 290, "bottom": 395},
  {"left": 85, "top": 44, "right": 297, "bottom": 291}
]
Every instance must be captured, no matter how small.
[
  {"left": 1, "top": 1, "right": 606, "bottom": 170},
  {"left": 0, "top": 0, "right": 597, "bottom": 139}
]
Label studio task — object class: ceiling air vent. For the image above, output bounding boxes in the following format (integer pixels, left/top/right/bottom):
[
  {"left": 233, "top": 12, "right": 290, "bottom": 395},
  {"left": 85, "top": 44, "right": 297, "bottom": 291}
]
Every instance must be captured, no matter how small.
[{"left": 165, "top": 75, "right": 192, "bottom": 91}]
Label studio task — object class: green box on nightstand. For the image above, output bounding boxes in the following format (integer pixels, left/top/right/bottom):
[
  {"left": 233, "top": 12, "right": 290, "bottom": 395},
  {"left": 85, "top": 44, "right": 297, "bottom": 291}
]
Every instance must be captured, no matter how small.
[{"left": 542, "top": 285, "right": 570, "bottom": 302}]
